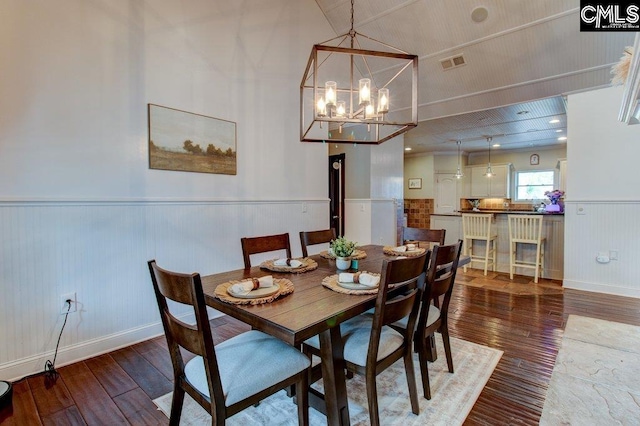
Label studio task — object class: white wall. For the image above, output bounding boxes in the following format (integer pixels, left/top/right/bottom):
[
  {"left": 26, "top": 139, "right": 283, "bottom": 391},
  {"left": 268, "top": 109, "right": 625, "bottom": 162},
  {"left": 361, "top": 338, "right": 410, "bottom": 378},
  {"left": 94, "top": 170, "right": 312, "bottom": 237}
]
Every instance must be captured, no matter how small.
[
  {"left": 0, "top": 0, "right": 333, "bottom": 379},
  {"left": 564, "top": 86, "right": 640, "bottom": 298}
]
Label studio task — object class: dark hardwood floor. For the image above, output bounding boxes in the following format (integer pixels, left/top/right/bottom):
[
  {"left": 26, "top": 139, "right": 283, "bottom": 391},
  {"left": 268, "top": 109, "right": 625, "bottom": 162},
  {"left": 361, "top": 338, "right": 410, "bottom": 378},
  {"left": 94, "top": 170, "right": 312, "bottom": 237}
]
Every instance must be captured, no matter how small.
[{"left": 2, "top": 270, "right": 640, "bottom": 425}]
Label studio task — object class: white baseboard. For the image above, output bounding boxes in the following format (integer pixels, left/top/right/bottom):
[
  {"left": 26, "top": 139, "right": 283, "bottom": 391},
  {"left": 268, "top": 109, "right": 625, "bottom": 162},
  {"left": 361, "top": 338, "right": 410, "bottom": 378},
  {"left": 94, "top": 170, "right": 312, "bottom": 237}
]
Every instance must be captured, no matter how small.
[
  {"left": 563, "top": 279, "right": 640, "bottom": 299},
  {"left": 1, "top": 309, "right": 224, "bottom": 381}
]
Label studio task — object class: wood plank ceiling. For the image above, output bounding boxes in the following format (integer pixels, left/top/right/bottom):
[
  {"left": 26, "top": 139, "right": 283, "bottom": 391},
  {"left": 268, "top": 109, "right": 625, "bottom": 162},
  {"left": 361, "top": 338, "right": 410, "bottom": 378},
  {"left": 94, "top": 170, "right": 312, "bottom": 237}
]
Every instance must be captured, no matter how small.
[{"left": 313, "top": 0, "right": 636, "bottom": 153}]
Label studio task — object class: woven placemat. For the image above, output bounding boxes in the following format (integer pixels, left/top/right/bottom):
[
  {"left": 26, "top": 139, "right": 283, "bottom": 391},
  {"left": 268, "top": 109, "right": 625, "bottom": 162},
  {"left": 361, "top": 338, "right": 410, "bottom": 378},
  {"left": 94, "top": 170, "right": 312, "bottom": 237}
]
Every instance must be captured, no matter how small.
[
  {"left": 319, "top": 249, "right": 367, "bottom": 260},
  {"left": 260, "top": 258, "right": 318, "bottom": 273},
  {"left": 322, "top": 273, "right": 381, "bottom": 295},
  {"left": 214, "top": 278, "right": 294, "bottom": 305},
  {"left": 383, "top": 246, "right": 427, "bottom": 257}
]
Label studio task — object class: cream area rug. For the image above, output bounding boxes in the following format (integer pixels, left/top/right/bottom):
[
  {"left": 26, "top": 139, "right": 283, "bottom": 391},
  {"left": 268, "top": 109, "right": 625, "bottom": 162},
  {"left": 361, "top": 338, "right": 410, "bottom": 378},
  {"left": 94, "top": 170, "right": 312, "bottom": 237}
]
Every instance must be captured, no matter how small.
[
  {"left": 154, "top": 336, "right": 502, "bottom": 425},
  {"left": 540, "top": 315, "right": 640, "bottom": 425}
]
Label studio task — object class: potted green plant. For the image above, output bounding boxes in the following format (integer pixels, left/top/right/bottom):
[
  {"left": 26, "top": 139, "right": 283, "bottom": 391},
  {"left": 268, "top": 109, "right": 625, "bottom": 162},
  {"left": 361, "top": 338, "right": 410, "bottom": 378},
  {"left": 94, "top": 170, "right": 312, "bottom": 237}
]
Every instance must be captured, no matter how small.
[{"left": 330, "top": 237, "right": 357, "bottom": 270}]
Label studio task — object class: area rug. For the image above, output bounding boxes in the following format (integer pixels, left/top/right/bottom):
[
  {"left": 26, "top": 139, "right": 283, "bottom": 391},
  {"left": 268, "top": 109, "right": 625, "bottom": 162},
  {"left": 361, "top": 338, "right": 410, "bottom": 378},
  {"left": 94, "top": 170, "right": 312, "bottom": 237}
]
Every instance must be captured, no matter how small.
[
  {"left": 153, "top": 336, "right": 502, "bottom": 425},
  {"left": 540, "top": 315, "right": 640, "bottom": 425}
]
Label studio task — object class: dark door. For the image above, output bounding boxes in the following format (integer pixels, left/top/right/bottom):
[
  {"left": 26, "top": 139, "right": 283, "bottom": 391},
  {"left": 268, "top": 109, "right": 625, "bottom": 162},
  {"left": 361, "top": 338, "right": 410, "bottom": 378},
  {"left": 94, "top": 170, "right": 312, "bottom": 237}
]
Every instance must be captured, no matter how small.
[{"left": 329, "top": 154, "right": 345, "bottom": 236}]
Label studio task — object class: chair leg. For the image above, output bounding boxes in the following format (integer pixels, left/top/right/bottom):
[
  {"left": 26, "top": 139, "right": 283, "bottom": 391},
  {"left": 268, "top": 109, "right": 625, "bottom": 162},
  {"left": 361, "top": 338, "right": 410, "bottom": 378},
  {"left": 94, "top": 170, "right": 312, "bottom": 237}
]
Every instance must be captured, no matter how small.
[
  {"left": 441, "top": 329, "right": 454, "bottom": 374},
  {"left": 509, "top": 242, "right": 515, "bottom": 280},
  {"left": 296, "top": 373, "right": 309, "bottom": 426},
  {"left": 403, "top": 347, "right": 420, "bottom": 415},
  {"left": 169, "top": 386, "right": 185, "bottom": 426},
  {"left": 463, "top": 239, "right": 469, "bottom": 272},
  {"left": 483, "top": 239, "right": 490, "bottom": 276},
  {"left": 417, "top": 341, "right": 432, "bottom": 400},
  {"left": 365, "top": 369, "right": 380, "bottom": 426}
]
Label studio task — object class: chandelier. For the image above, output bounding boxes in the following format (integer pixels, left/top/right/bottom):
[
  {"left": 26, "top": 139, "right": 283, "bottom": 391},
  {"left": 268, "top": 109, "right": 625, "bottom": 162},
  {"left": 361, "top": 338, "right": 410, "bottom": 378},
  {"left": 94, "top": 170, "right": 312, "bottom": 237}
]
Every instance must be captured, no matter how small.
[
  {"left": 455, "top": 140, "right": 464, "bottom": 179},
  {"left": 484, "top": 137, "right": 494, "bottom": 177},
  {"left": 300, "top": 0, "right": 418, "bottom": 145}
]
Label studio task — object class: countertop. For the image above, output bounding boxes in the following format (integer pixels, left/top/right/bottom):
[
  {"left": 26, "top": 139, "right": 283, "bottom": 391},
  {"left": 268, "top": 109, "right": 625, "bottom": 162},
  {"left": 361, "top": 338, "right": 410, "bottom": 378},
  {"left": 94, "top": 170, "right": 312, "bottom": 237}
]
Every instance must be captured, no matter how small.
[{"left": 432, "top": 210, "right": 564, "bottom": 216}]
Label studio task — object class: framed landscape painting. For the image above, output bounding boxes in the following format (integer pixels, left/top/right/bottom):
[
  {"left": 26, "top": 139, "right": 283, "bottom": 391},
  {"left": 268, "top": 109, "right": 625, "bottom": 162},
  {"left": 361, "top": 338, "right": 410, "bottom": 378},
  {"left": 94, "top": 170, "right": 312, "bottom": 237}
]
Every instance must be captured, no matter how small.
[{"left": 148, "top": 104, "right": 237, "bottom": 175}]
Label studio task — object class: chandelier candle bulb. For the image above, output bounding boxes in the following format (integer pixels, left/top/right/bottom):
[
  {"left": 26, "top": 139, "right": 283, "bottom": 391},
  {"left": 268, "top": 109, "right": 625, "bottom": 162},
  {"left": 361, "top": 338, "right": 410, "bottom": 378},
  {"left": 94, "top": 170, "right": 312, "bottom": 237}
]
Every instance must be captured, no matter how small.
[
  {"left": 359, "top": 78, "right": 371, "bottom": 105},
  {"left": 378, "top": 88, "right": 389, "bottom": 114},
  {"left": 316, "top": 94, "right": 326, "bottom": 117},
  {"left": 336, "top": 100, "right": 346, "bottom": 117},
  {"left": 325, "top": 81, "right": 337, "bottom": 106}
]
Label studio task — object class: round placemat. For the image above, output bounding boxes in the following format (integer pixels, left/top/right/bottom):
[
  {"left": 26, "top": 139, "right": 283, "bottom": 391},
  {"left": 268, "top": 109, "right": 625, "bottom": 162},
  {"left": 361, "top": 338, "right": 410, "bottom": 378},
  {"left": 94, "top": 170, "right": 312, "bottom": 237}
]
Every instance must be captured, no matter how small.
[
  {"left": 383, "top": 246, "right": 427, "bottom": 257},
  {"left": 260, "top": 258, "right": 318, "bottom": 273},
  {"left": 214, "top": 278, "right": 294, "bottom": 305},
  {"left": 319, "top": 249, "right": 367, "bottom": 260},
  {"left": 322, "top": 273, "right": 381, "bottom": 295}
]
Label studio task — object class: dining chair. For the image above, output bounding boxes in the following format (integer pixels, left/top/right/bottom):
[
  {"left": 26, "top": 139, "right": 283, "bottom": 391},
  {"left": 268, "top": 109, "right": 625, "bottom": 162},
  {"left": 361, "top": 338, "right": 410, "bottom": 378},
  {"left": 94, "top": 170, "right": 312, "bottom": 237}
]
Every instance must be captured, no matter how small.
[
  {"left": 299, "top": 228, "right": 336, "bottom": 257},
  {"left": 302, "top": 253, "right": 428, "bottom": 425},
  {"left": 392, "top": 240, "right": 463, "bottom": 400},
  {"left": 240, "top": 233, "right": 292, "bottom": 269},
  {"left": 402, "top": 226, "right": 446, "bottom": 248},
  {"left": 148, "top": 260, "right": 310, "bottom": 425}
]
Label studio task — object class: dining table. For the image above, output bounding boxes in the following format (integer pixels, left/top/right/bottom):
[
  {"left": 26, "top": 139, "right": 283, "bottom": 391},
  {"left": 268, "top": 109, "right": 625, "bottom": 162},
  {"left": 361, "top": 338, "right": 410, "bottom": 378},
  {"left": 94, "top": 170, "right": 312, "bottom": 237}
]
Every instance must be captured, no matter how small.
[{"left": 201, "top": 244, "right": 468, "bottom": 426}]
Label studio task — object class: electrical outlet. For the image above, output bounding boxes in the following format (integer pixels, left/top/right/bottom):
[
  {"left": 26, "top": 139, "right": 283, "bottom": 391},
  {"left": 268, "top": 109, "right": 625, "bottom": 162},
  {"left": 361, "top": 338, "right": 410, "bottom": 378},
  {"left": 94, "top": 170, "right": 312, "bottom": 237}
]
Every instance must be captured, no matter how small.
[{"left": 60, "top": 292, "right": 77, "bottom": 314}]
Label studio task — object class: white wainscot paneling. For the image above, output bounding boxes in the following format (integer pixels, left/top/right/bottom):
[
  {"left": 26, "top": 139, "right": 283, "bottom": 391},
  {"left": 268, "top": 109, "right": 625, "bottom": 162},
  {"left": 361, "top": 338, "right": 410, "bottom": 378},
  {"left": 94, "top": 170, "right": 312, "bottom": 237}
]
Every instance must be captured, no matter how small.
[
  {"left": 564, "top": 201, "right": 640, "bottom": 298},
  {"left": 0, "top": 199, "right": 328, "bottom": 380}
]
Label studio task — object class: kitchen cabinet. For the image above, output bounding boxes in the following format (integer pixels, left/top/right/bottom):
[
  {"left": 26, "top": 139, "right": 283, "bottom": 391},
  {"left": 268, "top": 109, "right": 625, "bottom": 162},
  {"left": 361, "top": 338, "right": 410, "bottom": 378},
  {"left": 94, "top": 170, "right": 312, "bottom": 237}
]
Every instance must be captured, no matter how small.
[
  {"left": 430, "top": 215, "right": 462, "bottom": 245},
  {"left": 466, "top": 163, "right": 512, "bottom": 198}
]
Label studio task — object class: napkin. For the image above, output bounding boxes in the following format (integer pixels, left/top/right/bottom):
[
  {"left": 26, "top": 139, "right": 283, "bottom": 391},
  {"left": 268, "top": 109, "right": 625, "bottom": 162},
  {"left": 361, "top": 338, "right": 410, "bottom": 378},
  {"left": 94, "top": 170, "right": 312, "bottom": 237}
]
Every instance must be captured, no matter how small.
[
  {"left": 230, "top": 275, "right": 274, "bottom": 295},
  {"left": 338, "top": 272, "right": 380, "bottom": 288},
  {"left": 274, "top": 258, "right": 303, "bottom": 268}
]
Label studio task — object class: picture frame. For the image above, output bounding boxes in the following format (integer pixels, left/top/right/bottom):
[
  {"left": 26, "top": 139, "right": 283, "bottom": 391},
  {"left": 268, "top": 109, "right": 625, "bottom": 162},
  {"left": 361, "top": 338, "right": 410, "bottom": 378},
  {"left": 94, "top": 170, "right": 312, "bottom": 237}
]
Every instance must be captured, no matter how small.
[
  {"left": 148, "top": 104, "right": 237, "bottom": 175},
  {"left": 408, "top": 178, "right": 422, "bottom": 189},
  {"left": 530, "top": 153, "right": 540, "bottom": 165}
]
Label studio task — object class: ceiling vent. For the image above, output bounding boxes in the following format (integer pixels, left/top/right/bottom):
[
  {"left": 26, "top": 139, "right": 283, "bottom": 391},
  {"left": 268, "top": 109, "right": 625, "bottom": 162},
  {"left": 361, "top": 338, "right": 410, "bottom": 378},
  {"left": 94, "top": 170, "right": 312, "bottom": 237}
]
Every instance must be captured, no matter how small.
[{"left": 440, "top": 54, "right": 466, "bottom": 71}]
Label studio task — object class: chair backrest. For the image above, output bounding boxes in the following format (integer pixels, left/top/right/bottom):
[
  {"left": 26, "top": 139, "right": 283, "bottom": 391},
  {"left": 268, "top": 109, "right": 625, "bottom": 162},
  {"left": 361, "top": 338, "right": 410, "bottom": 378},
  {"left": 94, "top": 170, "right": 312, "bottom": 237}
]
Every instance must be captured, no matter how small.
[
  {"left": 402, "top": 227, "right": 446, "bottom": 248},
  {"left": 508, "top": 214, "right": 543, "bottom": 244},
  {"left": 462, "top": 213, "right": 494, "bottom": 239},
  {"left": 368, "top": 253, "right": 429, "bottom": 364},
  {"left": 417, "top": 240, "right": 463, "bottom": 333},
  {"left": 147, "top": 260, "right": 223, "bottom": 413},
  {"left": 299, "top": 228, "right": 336, "bottom": 257},
  {"left": 240, "top": 233, "right": 292, "bottom": 269}
]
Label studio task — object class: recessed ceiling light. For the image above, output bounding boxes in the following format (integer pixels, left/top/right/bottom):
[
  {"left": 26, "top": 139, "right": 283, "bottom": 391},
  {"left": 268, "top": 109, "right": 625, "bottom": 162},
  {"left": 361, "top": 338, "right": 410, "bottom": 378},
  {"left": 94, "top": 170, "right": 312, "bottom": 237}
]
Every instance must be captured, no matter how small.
[
  {"left": 492, "top": 143, "right": 500, "bottom": 147},
  {"left": 558, "top": 136, "right": 567, "bottom": 141},
  {"left": 405, "top": 147, "right": 412, "bottom": 151},
  {"left": 555, "top": 129, "right": 563, "bottom": 133},
  {"left": 517, "top": 110, "right": 529, "bottom": 115},
  {"left": 471, "top": 6, "right": 489, "bottom": 23},
  {"left": 549, "top": 119, "right": 560, "bottom": 123}
]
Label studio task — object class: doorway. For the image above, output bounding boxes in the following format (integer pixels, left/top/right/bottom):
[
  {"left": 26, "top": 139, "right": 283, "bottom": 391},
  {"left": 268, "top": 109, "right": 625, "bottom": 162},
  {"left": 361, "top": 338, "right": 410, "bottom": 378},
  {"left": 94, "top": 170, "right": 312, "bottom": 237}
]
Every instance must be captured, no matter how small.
[
  {"left": 435, "top": 173, "right": 459, "bottom": 214},
  {"left": 329, "top": 154, "right": 345, "bottom": 236}
]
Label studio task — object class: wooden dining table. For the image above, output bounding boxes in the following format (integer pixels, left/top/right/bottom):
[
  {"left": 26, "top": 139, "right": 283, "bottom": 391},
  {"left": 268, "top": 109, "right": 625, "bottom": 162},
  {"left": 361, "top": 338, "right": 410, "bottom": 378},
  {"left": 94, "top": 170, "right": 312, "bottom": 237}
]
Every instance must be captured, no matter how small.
[{"left": 201, "top": 244, "right": 404, "bottom": 426}]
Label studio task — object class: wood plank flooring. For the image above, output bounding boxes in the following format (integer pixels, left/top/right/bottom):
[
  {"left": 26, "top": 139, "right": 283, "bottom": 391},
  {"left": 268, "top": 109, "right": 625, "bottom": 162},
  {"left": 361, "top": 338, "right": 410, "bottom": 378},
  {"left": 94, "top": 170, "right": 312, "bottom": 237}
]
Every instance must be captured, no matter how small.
[{"left": 2, "top": 270, "right": 640, "bottom": 425}]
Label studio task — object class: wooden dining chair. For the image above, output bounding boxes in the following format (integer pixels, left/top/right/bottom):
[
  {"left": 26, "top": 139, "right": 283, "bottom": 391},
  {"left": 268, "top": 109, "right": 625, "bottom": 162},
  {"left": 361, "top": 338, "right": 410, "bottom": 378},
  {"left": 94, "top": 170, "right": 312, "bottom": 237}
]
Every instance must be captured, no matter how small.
[
  {"left": 148, "top": 260, "right": 310, "bottom": 425},
  {"left": 402, "top": 226, "right": 446, "bottom": 248},
  {"left": 393, "top": 240, "right": 463, "bottom": 400},
  {"left": 240, "top": 233, "right": 292, "bottom": 269},
  {"left": 299, "top": 228, "right": 336, "bottom": 257},
  {"left": 302, "top": 253, "right": 428, "bottom": 425}
]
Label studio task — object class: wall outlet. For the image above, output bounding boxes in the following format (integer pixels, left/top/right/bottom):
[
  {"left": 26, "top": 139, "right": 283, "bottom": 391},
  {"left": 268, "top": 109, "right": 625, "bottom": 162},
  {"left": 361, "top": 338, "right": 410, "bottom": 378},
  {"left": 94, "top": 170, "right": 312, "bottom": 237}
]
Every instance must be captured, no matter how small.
[{"left": 60, "top": 292, "right": 77, "bottom": 314}]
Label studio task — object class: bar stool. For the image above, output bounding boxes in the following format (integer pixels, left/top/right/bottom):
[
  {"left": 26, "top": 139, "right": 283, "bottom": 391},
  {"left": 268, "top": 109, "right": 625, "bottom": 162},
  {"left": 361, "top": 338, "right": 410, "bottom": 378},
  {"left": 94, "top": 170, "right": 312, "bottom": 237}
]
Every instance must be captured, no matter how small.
[
  {"left": 461, "top": 213, "right": 497, "bottom": 275},
  {"left": 508, "top": 214, "right": 545, "bottom": 283}
]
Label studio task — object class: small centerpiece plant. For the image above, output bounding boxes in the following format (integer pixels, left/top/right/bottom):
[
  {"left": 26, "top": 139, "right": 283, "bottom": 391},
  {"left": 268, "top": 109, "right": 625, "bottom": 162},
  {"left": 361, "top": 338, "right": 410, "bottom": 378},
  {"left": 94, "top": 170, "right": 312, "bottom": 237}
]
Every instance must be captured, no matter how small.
[{"left": 330, "top": 236, "right": 357, "bottom": 258}]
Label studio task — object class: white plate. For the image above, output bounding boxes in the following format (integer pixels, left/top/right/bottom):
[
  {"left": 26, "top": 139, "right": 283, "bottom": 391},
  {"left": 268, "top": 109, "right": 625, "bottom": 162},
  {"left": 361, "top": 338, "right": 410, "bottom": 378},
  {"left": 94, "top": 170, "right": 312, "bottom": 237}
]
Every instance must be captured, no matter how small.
[
  {"left": 337, "top": 281, "right": 378, "bottom": 290},
  {"left": 228, "top": 283, "right": 280, "bottom": 299}
]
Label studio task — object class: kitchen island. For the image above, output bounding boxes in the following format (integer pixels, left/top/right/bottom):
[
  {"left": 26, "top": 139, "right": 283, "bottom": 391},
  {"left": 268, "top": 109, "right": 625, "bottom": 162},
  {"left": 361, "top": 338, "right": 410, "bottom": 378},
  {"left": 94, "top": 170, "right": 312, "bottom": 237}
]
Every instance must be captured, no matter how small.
[{"left": 431, "top": 211, "right": 564, "bottom": 280}]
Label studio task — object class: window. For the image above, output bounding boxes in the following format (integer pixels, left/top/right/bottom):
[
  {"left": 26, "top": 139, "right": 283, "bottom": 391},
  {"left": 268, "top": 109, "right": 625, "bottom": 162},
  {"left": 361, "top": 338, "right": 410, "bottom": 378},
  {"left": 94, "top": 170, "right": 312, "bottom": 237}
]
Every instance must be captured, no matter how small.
[{"left": 515, "top": 170, "right": 554, "bottom": 201}]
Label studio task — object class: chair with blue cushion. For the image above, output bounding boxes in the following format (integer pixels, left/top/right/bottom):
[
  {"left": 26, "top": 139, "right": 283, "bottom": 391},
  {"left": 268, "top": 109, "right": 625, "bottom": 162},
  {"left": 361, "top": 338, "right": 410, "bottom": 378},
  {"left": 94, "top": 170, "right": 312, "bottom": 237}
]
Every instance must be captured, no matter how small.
[
  {"left": 302, "top": 253, "right": 428, "bottom": 426},
  {"left": 148, "top": 260, "right": 310, "bottom": 425}
]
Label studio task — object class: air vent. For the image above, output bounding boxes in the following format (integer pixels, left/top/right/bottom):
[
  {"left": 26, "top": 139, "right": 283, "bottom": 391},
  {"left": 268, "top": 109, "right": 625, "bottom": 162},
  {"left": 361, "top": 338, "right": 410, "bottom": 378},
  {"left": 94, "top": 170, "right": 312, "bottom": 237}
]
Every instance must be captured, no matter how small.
[{"left": 440, "top": 54, "right": 466, "bottom": 71}]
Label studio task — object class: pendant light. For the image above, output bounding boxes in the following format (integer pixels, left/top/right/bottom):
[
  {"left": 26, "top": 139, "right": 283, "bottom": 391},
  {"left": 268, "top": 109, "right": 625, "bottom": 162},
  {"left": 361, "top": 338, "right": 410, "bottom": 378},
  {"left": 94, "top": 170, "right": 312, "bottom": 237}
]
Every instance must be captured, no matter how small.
[
  {"left": 454, "top": 140, "right": 464, "bottom": 179},
  {"left": 484, "top": 137, "right": 493, "bottom": 177}
]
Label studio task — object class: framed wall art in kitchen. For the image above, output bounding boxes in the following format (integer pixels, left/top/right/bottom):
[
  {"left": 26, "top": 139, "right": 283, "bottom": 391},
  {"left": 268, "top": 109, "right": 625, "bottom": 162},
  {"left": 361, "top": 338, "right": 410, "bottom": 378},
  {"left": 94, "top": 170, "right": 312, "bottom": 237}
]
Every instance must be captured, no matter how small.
[{"left": 408, "top": 178, "right": 422, "bottom": 189}]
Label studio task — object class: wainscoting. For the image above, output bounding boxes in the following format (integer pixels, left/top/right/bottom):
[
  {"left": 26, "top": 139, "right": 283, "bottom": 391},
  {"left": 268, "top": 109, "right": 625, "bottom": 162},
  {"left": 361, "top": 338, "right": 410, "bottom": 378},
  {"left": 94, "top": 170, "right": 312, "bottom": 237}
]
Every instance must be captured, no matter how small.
[{"left": 0, "top": 199, "right": 328, "bottom": 380}]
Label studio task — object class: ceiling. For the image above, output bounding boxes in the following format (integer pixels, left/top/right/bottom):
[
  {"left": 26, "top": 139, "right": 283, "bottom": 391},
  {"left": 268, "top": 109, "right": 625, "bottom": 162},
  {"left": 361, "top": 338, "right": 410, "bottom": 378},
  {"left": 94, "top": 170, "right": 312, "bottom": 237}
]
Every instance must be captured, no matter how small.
[{"left": 313, "top": 0, "right": 636, "bottom": 153}]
